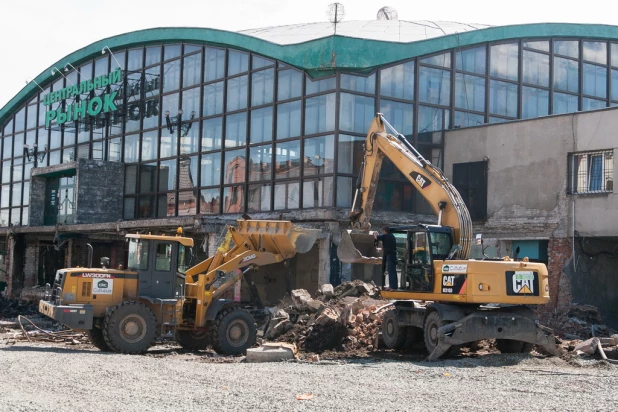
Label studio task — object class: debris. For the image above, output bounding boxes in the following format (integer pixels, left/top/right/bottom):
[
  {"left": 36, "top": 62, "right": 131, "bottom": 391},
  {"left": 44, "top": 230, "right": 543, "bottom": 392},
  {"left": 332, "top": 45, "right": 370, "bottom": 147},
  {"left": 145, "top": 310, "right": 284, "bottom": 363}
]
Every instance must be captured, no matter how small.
[
  {"left": 319, "top": 284, "right": 334, "bottom": 298},
  {"left": 291, "top": 289, "right": 313, "bottom": 311},
  {"left": 296, "top": 394, "right": 313, "bottom": 400},
  {"left": 573, "top": 337, "right": 600, "bottom": 355},
  {"left": 246, "top": 342, "right": 297, "bottom": 363}
]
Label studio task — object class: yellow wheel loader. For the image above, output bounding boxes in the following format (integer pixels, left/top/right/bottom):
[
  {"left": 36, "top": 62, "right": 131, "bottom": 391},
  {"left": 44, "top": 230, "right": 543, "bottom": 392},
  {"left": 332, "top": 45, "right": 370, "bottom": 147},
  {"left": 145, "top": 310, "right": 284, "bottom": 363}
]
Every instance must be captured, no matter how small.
[
  {"left": 338, "top": 114, "right": 559, "bottom": 360},
  {"left": 39, "top": 220, "right": 319, "bottom": 355}
]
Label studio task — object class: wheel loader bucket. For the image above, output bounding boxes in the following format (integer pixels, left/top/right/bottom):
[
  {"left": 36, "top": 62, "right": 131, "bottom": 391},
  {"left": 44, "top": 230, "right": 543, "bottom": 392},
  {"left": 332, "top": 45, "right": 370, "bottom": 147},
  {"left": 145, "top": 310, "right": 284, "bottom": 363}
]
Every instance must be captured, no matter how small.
[
  {"left": 235, "top": 220, "right": 321, "bottom": 257},
  {"left": 337, "top": 230, "right": 383, "bottom": 265}
]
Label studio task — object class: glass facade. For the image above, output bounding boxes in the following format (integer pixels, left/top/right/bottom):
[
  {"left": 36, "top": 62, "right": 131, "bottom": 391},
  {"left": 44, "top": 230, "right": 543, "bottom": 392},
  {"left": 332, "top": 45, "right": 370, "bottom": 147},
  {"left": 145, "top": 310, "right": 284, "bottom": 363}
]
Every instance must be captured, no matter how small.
[{"left": 3, "top": 37, "right": 618, "bottom": 225}]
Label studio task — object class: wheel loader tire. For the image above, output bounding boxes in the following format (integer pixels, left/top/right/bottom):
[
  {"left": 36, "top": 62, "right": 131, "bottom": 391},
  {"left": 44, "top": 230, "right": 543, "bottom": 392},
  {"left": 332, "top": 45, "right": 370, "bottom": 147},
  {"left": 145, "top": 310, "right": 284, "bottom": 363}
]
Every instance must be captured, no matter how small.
[
  {"left": 496, "top": 339, "right": 534, "bottom": 354},
  {"left": 210, "top": 307, "right": 256, "bottom": 355},
  {"left": 87, "top": 326, "right": 110, "bottom": 352},
  {"left": 381, "top": 309, "right": 406, "bottom": 350},
  {"left": 175, "top": 329, "right": 210, "bottom": 351},
  {"left": 103, "top": 301, "right": 157, "bottom": 354}
]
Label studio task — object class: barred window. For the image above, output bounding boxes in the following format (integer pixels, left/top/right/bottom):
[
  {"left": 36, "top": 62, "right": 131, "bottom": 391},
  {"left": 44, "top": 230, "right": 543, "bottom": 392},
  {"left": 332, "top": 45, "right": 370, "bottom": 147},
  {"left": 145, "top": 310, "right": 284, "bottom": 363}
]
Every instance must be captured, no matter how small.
[{"left": 568, "top": 150, "right": 614, "bottom": 194}]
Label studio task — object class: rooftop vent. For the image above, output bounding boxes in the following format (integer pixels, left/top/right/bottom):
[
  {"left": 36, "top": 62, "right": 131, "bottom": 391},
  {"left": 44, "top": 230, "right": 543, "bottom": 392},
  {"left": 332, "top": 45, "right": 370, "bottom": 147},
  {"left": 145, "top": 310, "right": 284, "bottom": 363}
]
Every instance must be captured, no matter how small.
[{"left": 377, "top": 6, "right": 398, "bottom": 20}]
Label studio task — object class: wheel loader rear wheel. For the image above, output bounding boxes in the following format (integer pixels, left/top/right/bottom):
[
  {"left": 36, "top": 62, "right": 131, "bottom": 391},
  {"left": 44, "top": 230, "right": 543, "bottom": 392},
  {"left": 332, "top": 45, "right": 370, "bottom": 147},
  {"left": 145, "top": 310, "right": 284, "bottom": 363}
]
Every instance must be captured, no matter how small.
[
  {"left": 381, "top": 309, "right": 406, "bottom": 349},
  {"left": 87, "top": 325, "right": 110, "bottom": 352},
  {"left": 496, "top": 339, "right": 534, "bottom": 354},
  {"left": 103, "top": 301, "right": 157, "bottom": 354},
  {"left": 175, "top": 329, "right": 210, "bottom": 351},
  {"left": 210, "top": 307, "right": 256, "bottom": 355}
]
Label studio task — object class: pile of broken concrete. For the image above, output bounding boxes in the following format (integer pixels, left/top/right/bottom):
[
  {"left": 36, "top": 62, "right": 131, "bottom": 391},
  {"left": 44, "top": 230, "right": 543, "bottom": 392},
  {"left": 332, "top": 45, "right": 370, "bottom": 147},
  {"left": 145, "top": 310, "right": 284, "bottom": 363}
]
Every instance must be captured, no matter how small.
[{"left": 264, "top": 280, "right": 387, "bottom": 353}]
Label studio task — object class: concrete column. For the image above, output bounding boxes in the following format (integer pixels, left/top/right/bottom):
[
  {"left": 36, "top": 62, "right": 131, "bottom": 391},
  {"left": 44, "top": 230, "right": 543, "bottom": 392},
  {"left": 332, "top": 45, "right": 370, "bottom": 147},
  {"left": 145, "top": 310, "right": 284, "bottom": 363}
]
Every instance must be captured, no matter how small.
[
  {"left": 547, "top": 237, "right": 572, "bottom": 309},
  {"left": 23, "top": 241, "right": 39, "bottom": 288},
  {"left": 317, "top": 237, "right": 330, "bottom": 287},
  {"left": 6, "top": 235, "right": 15, "bottom": 297}
]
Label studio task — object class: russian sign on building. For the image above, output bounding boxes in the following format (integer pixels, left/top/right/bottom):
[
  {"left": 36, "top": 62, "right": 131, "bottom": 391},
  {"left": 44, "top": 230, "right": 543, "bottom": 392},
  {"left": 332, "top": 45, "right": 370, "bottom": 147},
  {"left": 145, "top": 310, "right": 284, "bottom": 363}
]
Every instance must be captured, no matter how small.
[{"left": 42, "top": 68, "right": 123, "bottom": 128}]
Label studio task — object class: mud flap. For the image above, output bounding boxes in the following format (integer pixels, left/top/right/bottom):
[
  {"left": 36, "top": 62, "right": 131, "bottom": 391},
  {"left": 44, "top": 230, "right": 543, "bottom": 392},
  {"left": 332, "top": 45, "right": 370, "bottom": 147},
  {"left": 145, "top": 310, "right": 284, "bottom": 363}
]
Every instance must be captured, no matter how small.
[
  {"left": 337, "top": 230, "right": 382, "bottom": 265},
  {"left": 426, "top": 308, "right": 559, "bottom": 361}
]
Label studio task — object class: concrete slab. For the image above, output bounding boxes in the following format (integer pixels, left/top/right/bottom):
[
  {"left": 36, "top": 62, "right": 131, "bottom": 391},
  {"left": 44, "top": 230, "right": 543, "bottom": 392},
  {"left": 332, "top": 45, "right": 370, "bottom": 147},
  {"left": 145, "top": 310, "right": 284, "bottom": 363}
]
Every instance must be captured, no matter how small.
[{"left": 246, "top": 343, "right": 297, "bottom": 363}]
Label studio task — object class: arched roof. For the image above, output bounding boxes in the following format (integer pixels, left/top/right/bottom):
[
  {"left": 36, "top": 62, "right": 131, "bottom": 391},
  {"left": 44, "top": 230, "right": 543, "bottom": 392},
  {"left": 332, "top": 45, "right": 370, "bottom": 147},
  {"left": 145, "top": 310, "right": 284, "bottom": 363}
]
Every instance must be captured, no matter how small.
[{"left": 4, "top": 22, "right": 618, "bottom": 126}]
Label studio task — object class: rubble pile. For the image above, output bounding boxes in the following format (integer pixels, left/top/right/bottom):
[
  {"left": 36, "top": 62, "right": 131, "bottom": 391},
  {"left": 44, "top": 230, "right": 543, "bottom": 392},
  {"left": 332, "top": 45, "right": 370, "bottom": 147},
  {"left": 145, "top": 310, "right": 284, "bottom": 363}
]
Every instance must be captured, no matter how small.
[
  {"left": 265, "top": 281, "right": 386, "bottom": 353},
  {"left": 540, "top": 304, "right": 615, "bottom": 340},
  {"left": 0, "top": 297, "right": 38, "bottom": 319}
]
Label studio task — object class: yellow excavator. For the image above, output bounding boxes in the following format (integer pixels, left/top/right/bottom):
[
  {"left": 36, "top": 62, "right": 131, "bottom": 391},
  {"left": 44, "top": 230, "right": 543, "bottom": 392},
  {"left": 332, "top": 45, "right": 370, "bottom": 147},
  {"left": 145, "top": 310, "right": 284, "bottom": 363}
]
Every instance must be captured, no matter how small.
[
  {"left": 338, "top": 114, "right": 559, "bottom": 360},
  {"left": 39, "top": 220, "right": 319, "bottom": 354}
]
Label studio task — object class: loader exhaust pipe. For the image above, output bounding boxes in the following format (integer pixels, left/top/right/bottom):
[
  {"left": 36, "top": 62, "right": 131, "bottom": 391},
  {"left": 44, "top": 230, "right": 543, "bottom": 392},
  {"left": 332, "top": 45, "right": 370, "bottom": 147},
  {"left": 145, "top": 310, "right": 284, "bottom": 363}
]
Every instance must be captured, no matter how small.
[{"left": 87, "top": 243, "right": 93, "bottom": 268}]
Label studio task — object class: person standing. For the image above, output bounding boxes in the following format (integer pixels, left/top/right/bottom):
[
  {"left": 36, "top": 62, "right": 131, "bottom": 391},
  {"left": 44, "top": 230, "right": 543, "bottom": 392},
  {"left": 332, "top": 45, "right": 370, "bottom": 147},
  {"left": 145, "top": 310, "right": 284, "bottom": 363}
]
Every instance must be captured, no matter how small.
[{"left": 374, "top": 226, "right": 397, "bottom": 290}]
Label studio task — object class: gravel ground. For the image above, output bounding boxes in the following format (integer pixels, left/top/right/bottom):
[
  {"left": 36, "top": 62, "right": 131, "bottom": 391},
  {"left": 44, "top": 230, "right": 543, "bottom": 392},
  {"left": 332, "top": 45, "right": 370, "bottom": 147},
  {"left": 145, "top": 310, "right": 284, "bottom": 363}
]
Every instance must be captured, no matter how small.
[{"left": 1, "top": 341, "right": 617, "bottom": 412}]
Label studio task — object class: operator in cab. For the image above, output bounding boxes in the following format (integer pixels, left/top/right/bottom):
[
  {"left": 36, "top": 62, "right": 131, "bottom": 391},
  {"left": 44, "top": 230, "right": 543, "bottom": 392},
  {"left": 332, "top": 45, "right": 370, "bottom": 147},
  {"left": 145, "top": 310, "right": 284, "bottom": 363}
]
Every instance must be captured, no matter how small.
[{"left": 374, "top": 226, "right": 397, "bottom": 290}]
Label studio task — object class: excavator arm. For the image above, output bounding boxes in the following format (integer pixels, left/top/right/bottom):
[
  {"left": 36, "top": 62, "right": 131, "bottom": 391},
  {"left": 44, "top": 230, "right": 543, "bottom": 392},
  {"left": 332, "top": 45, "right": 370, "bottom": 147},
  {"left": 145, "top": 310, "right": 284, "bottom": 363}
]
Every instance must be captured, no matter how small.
[{"left": 347, "top": 114, "right": 472, "bottom": 259}]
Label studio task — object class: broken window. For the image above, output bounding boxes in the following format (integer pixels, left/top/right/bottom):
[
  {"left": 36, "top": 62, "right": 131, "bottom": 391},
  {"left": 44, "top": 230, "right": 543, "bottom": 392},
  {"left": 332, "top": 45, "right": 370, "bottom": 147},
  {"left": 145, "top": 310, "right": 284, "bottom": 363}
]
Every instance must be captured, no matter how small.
[{"left": 568, "top": 150, "right": 614, "bottom": 194}]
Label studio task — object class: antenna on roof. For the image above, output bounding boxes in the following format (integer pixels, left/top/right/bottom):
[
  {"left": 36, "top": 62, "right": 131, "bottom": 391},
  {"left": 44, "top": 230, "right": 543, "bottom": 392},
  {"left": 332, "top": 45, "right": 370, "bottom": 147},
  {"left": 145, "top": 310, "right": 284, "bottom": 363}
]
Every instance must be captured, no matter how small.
[
  {"left": 327, "top": 3, "right": 345, "bottom": 35},
  {"left": 377, "top": 6, "right": 398, "bottom": 20}
]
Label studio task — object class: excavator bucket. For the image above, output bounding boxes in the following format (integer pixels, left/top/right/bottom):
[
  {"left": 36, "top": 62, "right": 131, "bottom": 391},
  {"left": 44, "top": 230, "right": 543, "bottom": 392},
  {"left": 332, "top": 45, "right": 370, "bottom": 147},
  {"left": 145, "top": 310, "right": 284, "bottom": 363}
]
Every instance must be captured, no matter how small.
[
  {"left": 235, "top": 220, "right": 321, "bottom": 258},
  {"left": 337, "top": 230, "right": 383, "bottom": 265}
]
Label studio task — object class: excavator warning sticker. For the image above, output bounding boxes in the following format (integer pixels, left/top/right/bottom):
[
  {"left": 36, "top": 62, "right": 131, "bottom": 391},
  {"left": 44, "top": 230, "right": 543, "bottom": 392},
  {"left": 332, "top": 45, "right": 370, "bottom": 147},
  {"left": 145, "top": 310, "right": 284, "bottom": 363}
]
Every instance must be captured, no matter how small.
[
  {"left": 409, "top": 172, "right": 432, "bottom": 189},
  {"left": 442, "top": 264, "right": 467, "bottom": 274},
  {"left": 442, "top": 274, "right": 466, "bottom": 294},
  {"left": 92, "top": 279, "right": 113, "bottom": 295},
  {"left": 506, "top": 271, "right": 539, "bottom": 296}
]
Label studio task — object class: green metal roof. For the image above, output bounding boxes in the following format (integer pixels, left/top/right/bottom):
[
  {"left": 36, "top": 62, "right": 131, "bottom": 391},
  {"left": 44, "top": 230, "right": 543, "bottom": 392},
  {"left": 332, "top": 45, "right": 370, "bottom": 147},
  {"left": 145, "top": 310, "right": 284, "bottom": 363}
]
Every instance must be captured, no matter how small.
[{"left": 3, "top": 22, "right": 618, "bottom": 127}]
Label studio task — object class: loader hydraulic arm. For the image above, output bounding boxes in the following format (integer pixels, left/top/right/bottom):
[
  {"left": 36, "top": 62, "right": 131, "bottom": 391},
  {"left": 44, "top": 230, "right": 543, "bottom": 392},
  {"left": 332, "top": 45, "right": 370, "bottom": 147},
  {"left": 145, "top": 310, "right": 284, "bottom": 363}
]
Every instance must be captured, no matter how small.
[{"left": 349, "top": 114, "right": 472, "bottom": 259}]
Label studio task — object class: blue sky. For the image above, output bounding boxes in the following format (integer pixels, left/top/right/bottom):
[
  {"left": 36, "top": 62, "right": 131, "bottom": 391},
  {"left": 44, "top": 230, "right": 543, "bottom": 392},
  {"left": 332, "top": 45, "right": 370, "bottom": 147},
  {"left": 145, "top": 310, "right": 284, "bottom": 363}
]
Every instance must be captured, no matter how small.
[{"left": 1, "top": 0, "right": 615, "bottom": 109}]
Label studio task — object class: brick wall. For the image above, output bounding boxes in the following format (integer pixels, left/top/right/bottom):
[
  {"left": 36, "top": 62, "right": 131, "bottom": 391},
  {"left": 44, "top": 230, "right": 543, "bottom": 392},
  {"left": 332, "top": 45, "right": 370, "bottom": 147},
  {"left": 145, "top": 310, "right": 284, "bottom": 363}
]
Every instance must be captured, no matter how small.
[{"left": 547, "top": 237, "right": 572, "bottom": 309}]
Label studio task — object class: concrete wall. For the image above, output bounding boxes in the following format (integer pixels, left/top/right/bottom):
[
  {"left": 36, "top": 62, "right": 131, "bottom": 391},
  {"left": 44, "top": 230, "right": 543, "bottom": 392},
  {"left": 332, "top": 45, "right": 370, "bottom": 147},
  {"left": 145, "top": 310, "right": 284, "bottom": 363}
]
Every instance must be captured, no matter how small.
[{"left": 75, "top": 159, "right": 124, "bottom": 224}]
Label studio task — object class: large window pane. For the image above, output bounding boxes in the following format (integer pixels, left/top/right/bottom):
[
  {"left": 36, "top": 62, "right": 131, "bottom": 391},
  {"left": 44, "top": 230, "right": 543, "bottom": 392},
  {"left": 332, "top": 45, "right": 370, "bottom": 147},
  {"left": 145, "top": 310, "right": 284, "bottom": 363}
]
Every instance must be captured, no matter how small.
[
  {"left": 489, "top": 80, "right": 518, "bottom": 117},
  {"left": 159, "top": 159, "right": 177, "bottom": 191},
  {"left": 225, "top": 112, "right": 247, "bottom": 148},
  {"left": 227, "top": 75, "right": 248, "bottom": 111},
  {"left": 181, "top": 87, "right": 200, "bottom": 118},
  {"left": 224, "top": 149, "right": 246, "bottom": 184},
  {"left": 163, "top": 60, "right": 181, "bottom": 92},
  {"left": 203, "top": 81, "right": 224, "bottom": 116},
  {"left": 554, "top": 40, "right": 579, "bottom": 58},
  {"left": 417, "top": 106, "right": 449, "bottom": 142},
  {"left": 145, "top": 46, "right": 161, "bottom": 67},
  {"left": 305, "top": 93, "right": 336, "bottom": 135},
  {"left": 306, "top": 77, "right": 335, "bottom": 94},
  {"left": 228, "top": 50, "right": 249, "bottom": 76},
  {"left": 274, "top": 182, "right": 299, "bottom": 210},
  {"left": 454, "top": 111, "right": 484, "bottom": 128},
  {"left": 419, "top": 67, "right": 450, "bottom": 105},
  {"left": 303, "top": 176, "right": 333, "bottom": 208},
  {"left": 490, "top": 43, "right": 518, "bottom": 81},
  {"left": 522, "top": 87, "right": 549, "bottom": 119},
  {"left": 275, "top": 140, "right": 300, "bottom": 179},
  {"left": 337, "top": 135, "right": 365, "bottom": 174},
  {"left": 162, "top": 92, "right": 180, "bottom": 118},
  {"left": 277, "top": 70, "right": 302, "bottom": 101},
  {"left": 180, "top": 121, "right": 199, "bottom": 154},
  {"left": 456, "top": 46, "right": 486, "bottom": 74},
  {"left": 250, "top": 107, "right": 272, "bottom": 144},
  {"left": 612, "top": 43, "right": 618, "bottom": 68},
  {"left": 379, "top": 100, "right": 413, "bottom": 136},
  {"left": 202, "top": 117, "right": 222, "bottom": 151},
  {"left": 124, "top": 134, "right": 139, "bottom": 162},
  {"left": 336, "top": 176, "right": 354, "bottom": 207},
  {"left": 141, "top": 131, "right": 158, "bottom": 161},
  {"left": 455, "top": 73, "right": 485, "bottom": 112},
  {"left": 164, "top": 44, "right": 181, "bottom": 61},
  {"left": 249, "top": 145, "right": 272, "bottom": 182},
  {"left": 523, "top": 41, "right": 549, "bottom": 52},
  {"left": 160, "top": 129, "right": 177, "bottom": 158},
  {"left": 612, "top": 69, "right": 618, "bottom": 101},
  {"left": 339, "top": 93, "right": 374, "bottom": 134},
  {"left": 200, "top": 188, "right": 220, "bottom": 214},
  {"left": 183, "top": 53, "right": 202, "bottom": 88},
  {"left": 554, "top": 57, "right": 579, "bottom": 93},
  {"left": 178, "top": 156, "right": 198, "bottom": 190},
  {"left": 523, "top": 50, "right": 550, "bottom": 87},
  {"left": 340, "top": 73, "right": 375, "bottom": 94},
  {"left": 205, "top": 48, "right": 225, "bottom": 82},
  {"left": 380, "top": 61, "right": 414, "bottom": 100},
  {"left": 200, "top": 152, "right": 221, "bottom": 187},
  {"left": 223, "top": 186, "right": 244, "bottom": 213},
  {"left": 276, "top": 101, "right": 301, "bottom": 139},
  {"left": 583, "top": 41, "right": 607, "bottom": 65},
  {"left": 108, "top": 137, "right": 121, "bottom": 161},
  {"left": 583, "top": 64, "right": 607, "bottom": 98},
  {"left": 248, "top": 184, "right": 271, "bottom": 212},
  {"left": 128, "top": 48, "right": 143, "bottom": 71},
  {"left": 140, "top": 162, "right": 157, "bottom": 193},
  {"left": 553, "top": 92, "right": 579, "bottom": 115},
  {"left": 14, "top": 108, "right": 25, "bottom": 133},
  {"left": 582, "top": 97, "right": 606, "bottom": 111},
  {"left": 26, "top": 105, "right": 37, "bottom": 130},
  {"left": 251, "top": 69, "right": 274, "bottom": 106},
  {"left": 304, "top": 135, "right": 334, "bottom": 176},
  {"left": 421, "top": 52, "right": 451, "bottom": 68},
  {"left": 252, "top": 55, "right": 273, "bottom": 70}
]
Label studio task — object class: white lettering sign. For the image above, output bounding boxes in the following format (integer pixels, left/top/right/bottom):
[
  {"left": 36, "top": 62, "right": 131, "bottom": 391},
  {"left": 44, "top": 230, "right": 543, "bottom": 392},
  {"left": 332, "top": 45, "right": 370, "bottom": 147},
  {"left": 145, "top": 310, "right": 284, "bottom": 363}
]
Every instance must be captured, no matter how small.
[
  {"left": 92, "top": 278, "right": 114, "bottom": 295},
  {"left": 442, "top": 264, "right": 467, "bottom": 274}
]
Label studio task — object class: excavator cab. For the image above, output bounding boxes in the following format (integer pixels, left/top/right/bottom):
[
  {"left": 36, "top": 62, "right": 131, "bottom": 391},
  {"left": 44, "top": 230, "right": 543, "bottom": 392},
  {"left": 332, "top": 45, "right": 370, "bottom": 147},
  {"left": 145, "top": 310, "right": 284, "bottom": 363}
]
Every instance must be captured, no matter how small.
[{"left": 391, "top": 225, "right": 453, "bottom": 292}]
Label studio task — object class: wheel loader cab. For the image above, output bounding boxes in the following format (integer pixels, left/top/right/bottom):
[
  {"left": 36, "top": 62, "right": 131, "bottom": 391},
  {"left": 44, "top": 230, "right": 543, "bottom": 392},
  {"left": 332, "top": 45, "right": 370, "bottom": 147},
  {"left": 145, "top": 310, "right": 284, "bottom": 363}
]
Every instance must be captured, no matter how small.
[
  {"left": 126, "top": 237, "right": 188, "bottom": 300},
  {"left": 391, "top": 225, "right": 453, "bottom": 292}
]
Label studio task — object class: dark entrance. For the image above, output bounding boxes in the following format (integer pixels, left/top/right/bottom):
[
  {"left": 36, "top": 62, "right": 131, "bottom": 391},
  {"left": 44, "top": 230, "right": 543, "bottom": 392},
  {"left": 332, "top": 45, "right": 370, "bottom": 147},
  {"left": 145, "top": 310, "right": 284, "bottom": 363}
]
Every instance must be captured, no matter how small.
[{"left": 39, "top": 243, "right": 66, "bottom": 285}]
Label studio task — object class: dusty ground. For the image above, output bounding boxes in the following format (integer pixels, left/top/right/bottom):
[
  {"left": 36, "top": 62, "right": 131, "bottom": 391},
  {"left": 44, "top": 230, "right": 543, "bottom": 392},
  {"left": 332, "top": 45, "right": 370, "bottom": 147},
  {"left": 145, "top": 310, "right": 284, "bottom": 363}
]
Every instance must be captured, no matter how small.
[{"left": 1, "top": 335, "right": 617, "bottom": 412}]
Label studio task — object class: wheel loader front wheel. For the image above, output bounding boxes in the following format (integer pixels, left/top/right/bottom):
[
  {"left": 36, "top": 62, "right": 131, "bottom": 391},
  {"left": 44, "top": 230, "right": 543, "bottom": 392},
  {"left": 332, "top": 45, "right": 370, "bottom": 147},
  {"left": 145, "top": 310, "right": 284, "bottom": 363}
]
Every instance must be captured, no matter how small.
[
  {"left": 210, "top": 307, "right": 256, "bottom": 355},
  {"left": 103, "top": 301, "right": 157, "bottom": 354},
  {"left": 87, "top": 325, "right": 110, "bottom": 352}
]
